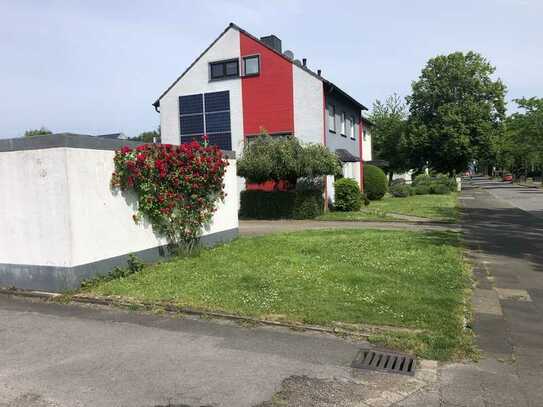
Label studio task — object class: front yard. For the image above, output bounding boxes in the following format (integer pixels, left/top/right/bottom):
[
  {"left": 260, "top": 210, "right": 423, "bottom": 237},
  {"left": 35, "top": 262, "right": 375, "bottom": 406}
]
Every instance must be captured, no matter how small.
[
  {"left": 83, "top": 228, "right": 473, "bottom": 360},
  {"left": 317, "top": 193, "right": 459, "bottom": 223}
]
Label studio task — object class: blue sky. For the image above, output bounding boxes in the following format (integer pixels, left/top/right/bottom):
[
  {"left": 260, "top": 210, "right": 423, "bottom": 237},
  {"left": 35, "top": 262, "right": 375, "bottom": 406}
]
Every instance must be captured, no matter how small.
[{"left": 1, "top": 0, "right": 541, "bottom": 139}]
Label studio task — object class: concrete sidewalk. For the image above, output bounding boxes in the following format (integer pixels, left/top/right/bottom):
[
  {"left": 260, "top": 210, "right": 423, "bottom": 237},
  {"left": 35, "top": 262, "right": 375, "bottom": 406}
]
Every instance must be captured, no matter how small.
[{"left": 393, "top": 177, "right": 543, "bottom": 406}]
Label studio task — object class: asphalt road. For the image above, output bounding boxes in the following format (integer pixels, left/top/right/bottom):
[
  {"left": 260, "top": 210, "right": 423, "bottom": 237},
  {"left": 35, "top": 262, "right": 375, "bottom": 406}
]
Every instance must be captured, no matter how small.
[{"left": 0, "top": 295, "right": 365, "bottom": 407}]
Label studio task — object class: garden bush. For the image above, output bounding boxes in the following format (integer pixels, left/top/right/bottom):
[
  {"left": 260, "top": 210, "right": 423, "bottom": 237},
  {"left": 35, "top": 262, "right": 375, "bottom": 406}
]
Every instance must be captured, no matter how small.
[
  {"left": 389, "top": 179, "right": 410, "bottom": 198},
  {"left": 432, "top": 183, "right": 451, "bottom": 195},
  {"left": 333, "top": 178, "right": 362, "bottom": 211},
  {"left": 411, "top": 174, "right": 455, "bottom": 195},
  {"left": 293, "top": 191, "right": 324, "bottom": 219},
  {"left": 363, "top": 165, "right": 388, "bottom": 200},
  {"left": 239, "top": 190, "right": 323, "bottom": 219}
]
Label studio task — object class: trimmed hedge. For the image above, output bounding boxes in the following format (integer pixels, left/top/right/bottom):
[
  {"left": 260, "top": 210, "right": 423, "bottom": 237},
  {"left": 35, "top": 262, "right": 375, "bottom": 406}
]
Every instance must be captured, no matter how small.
[
  {"left": 239, "top": 190, "right": 323, "bottom": 219},
  {"left": 334, "top": 178, "right": 362, "bottom": 211},
  {"left": 363, "top": 164, "right": 388, "bottom": 200}
]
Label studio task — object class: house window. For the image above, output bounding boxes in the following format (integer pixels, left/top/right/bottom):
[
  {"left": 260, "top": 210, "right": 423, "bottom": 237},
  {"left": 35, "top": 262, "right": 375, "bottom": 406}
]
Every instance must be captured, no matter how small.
[
  {"left": 328, "top": 105, "right": 336, "bottom": 132},
  {"left": 363, "top": 129, "right": 368, "bottom": 141},
  {"left": 209, "top": 59, "right": 239, "bottom": 80},
  {"left": 179, "top": 91, "right": 232, "bottom": 150},
  {"left": 243, "top": 55, "right": 260, "bottom": 76},
  {"left": 340, "top": 112, "right": 346, "bottom": 136},
  {"left": 350, "top": 116, "right": 355, "bottom": 139}
]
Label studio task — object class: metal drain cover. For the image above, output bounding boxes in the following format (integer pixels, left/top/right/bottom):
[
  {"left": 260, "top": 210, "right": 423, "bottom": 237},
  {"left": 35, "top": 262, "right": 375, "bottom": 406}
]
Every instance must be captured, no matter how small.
[{"left": 351, "top": 348, "right": 416, "bottom": 376}]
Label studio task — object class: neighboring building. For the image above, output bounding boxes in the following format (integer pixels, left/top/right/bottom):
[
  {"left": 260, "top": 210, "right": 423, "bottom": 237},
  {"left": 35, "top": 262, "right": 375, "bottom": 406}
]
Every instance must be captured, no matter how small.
[{"left": 153, "top": 23, "right": 371, "bottom": 198}]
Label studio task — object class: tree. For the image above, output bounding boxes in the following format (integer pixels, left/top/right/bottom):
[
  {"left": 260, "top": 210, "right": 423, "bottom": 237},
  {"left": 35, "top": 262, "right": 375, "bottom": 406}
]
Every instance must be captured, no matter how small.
[
  {"left": 132, "top": 126, "right": 161, "bottom": 143},
  {"left": 369, "top": 94, "right": 411, "bottom": 180},
  {"left": 237, "top": 133, "right": 341, "bottom": 189},
  {"left": 498, "top": 98, "right": 543, "bottom": 179},
  {"left": 24, "top": 127, "right": 52, "bottom": 137},
  {"left": 407, "top": 51, "right": 507, "bottom": 174}
]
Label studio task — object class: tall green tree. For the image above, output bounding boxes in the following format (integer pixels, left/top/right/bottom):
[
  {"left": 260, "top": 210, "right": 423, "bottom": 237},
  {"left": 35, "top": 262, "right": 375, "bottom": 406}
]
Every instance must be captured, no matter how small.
[
  {"left": 499, "top": 97, "right": 543, "bottom": 178},
  {"left": 369, "top": 94, "right": 411, "bottom": 179},
  {"left": 407, "top": 51, "right": 506, "bottom": 174},
  {"left": 24, "top": 127, "right": 52, "bottom": 137}
]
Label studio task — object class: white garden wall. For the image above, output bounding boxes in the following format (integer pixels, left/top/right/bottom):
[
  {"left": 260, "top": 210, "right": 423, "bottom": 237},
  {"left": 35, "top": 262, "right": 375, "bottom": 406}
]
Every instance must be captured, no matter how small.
[{"left": 0, "top": 134, "right": 238, "bottom": 292}]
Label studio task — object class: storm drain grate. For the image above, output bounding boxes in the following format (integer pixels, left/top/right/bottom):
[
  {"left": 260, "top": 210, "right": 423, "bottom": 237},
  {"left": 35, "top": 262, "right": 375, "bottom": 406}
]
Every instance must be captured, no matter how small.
[{"left": 351, "top": 349, "right": 416, "bottom": 376}]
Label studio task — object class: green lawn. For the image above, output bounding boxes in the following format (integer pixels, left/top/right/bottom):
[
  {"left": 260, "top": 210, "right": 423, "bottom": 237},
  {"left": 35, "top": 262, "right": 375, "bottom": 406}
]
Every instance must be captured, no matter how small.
[
  {"left": 84, "top": 228, "right": 472, "bottom": 360},
  {"left": 317, "top": 193, "right": 459, "bottom": 223}
]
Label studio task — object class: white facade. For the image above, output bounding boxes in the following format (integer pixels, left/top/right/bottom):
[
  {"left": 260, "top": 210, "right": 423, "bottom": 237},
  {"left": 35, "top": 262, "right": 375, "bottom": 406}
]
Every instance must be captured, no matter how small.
[
  {"left": 362, "top": 127, "right": 372, "bottom": 161},
  {"left": 0, "top": 143, "right": 238, "bottom": 290},
  {"left": 159, "top": 27, "right": 244, "bottom": 151},
  {"left": 293, "top": 65, "right": 324, "bottom": 145}
]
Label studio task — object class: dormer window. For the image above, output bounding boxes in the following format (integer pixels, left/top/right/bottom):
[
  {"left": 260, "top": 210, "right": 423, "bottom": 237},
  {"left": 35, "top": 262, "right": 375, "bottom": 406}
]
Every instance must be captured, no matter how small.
[{"left": 210, "top": 59, "right": 239, "bottom": 80}]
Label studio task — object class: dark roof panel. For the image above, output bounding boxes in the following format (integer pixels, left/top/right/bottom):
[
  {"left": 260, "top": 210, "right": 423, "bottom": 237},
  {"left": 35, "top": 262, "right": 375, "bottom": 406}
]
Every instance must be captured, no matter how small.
[{"left": 335, "top": 148, "right": 360, "bottom": 162}]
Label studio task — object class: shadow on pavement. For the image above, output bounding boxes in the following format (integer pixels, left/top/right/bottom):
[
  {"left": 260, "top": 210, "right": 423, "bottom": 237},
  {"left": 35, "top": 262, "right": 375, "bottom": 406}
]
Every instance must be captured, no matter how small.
[{"left": 460, "top": 189, "right": 543, "bottom": 273}]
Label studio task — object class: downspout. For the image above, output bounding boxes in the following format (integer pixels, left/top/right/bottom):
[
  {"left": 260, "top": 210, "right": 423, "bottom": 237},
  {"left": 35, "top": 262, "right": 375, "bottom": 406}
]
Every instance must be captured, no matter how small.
[{"left": 358, "top": 116, "right": 364, "bottom": 192}]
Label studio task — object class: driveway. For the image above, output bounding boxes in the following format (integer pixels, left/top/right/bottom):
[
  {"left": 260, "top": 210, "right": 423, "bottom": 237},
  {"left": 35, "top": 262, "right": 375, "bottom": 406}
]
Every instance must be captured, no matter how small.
[{"left": 239, "top": 219, "right": 459, "bottom": 236}]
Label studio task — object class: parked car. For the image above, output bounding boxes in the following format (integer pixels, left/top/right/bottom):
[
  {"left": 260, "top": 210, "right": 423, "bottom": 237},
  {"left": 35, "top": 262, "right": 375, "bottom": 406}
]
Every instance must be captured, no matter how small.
[{"left": 502, "top": 174, "right": 513, "bottom": 182}]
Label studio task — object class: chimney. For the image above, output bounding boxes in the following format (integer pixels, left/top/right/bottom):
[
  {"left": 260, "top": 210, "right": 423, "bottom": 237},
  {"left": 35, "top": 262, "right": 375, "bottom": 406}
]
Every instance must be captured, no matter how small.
[
  {"left": 317, "top": 69, "right": 322, "bottom": 76},
  {"left": 302, "top": 58, "right": 307, "bottom": 67},
  {"left": 260, "top": 35, "right": 282, "bottom": 53}
]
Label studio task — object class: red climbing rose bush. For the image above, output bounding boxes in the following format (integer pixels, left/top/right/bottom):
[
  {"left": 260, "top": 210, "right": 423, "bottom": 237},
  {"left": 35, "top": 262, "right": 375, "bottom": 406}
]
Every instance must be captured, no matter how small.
[{"left": 111, "top": 140, "right": 228, "bottom": 252}]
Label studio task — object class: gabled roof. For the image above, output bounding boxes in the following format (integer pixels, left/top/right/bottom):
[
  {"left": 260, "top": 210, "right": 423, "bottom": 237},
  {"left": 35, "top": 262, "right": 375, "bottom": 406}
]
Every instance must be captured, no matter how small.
[{"left": 153, "top": 23, "right": 368, "bottom": 111}]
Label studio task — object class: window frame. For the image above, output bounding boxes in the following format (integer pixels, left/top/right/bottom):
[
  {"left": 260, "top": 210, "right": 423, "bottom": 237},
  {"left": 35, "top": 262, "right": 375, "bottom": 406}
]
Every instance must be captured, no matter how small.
[
  {"left": 179, "top": 91, "right": 232, "bottom": 150},
  {"left": 242, "top": 54, "right": 260, "bottom": 77},
  {"left": 363, "top": 128, "right": 368, "bottom": 141},
  {"left": 350, "top": 115, "right": 356, "bottom": 140},
  {"left": 328, "top": 105, "right": 336, "bottom": 133},
  {"left": 340, "top": 112, "right": 346, "bottom": 136},
  {"left": 209, "top": 58, "right": 240, "bottom": 81}
]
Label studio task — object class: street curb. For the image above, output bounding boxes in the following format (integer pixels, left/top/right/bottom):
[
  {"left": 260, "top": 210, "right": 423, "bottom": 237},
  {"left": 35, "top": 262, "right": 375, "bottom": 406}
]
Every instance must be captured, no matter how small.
[{"left": 0, "top": 287, "right": 424, "bottom": 339}]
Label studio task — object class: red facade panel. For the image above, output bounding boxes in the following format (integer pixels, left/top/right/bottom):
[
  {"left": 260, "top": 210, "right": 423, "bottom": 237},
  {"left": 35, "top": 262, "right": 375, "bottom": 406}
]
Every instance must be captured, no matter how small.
[
  {"left": 359, "top": 118, "right": 364, "bottom": 191},
  {"left": 240, "top": 32, "right": 294, "bottom": 136}
]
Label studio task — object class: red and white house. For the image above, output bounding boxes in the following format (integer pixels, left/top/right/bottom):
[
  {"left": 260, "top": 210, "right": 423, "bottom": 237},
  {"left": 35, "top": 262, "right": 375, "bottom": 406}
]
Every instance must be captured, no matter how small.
[{"left": 153, "top": 23, "right": 372, "bottom": 198}]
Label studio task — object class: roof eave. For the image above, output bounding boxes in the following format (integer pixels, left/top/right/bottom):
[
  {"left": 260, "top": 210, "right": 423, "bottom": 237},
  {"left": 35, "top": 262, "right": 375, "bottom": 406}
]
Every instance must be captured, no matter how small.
[{"left": 324, "top": 80, "right": 368, "bottom": 111}]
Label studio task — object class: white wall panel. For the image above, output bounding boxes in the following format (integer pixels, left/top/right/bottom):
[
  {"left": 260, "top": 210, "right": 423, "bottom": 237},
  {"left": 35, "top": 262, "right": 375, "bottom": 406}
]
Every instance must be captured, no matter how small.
[{"left": 160, "top": 28, "right": 244, "bottom": 152}]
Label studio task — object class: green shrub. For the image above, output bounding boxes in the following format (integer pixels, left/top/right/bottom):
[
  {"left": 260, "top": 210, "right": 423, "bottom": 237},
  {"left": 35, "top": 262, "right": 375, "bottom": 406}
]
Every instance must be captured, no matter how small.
[
  {"left": 293, "top": 191, "right": 324, "bottom": 219},
  {"left": 412, "top": 174, "right": 454, "bottom": 195},
  {"left": 333, "top": 178, "right": 362, "bottom": 211},
  {"left": 389, "top": 179, "right": 410, "bottom": 198},
  {"left": 239, "top": 190, "right": 323, "bottom": 219},
  {"left": 412, "top": 184, "right": 431, "bottom": 195},
  {"left": 363, "top": 165, "right": 388, "bottom": 200},
  {"left": 431, "top": 183, "right": 451, "bottom": 195}
]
